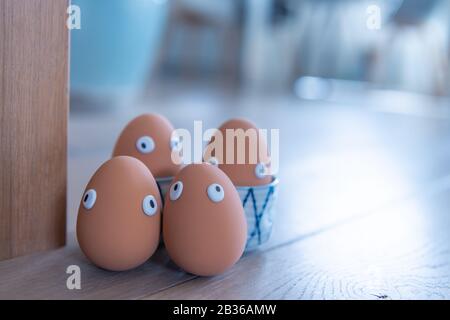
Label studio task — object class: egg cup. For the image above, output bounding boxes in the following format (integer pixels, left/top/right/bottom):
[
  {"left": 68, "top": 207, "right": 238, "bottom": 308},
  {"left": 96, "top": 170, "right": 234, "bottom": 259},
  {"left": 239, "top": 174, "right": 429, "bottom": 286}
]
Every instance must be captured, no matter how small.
[
  {"left": 156, "top": 176, "right": 174, "bottom": 202},
  {"left": 236, "top": 177, "right": 279, "bottom": 251}
]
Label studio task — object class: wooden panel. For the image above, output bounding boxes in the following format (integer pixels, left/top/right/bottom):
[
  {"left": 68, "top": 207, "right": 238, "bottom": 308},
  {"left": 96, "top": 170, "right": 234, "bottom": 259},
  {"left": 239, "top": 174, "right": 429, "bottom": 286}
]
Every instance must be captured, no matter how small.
[{"left": 0, "top": 0, "right": 69, "bottom": 260}]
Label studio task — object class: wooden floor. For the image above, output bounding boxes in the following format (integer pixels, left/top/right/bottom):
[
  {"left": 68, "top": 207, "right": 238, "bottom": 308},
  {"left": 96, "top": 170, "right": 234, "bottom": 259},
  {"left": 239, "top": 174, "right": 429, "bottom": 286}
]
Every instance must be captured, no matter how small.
[{"left": 1, "top": 86, "right": 450, "bottom": 299}]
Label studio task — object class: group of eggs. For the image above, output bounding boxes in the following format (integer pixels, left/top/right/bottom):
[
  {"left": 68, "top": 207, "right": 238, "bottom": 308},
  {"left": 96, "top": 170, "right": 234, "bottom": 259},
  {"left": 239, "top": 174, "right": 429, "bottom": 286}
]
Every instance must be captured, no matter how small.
[{"left": 77, "top": 114, "right": 272, "bottom": 276}]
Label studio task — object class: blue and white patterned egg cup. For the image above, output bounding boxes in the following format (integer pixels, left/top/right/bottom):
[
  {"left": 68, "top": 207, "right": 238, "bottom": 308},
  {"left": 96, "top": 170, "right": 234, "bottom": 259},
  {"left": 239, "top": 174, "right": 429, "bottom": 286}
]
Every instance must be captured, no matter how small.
[
  {"left": 157, "top": 175, "right": 279, "bottom": 250},
  {"left": 237, "top": 177, "right": 279, "bottom": 251}
]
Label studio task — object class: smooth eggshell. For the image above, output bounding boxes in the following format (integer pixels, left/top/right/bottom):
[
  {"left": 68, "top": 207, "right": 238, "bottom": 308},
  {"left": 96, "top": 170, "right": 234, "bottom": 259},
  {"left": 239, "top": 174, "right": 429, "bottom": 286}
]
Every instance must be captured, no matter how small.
[
  {"left": 112, "top": 113, "right": 181, "bottom": 178},
  {"left": 163, "top": 163, "right": 247, "bottom": 276},
  {"left": 205, "top": 118, "right": 272, "bottom": 186},
  {"left": 77, "top": 156, "right": 162, "bottom": 271}
]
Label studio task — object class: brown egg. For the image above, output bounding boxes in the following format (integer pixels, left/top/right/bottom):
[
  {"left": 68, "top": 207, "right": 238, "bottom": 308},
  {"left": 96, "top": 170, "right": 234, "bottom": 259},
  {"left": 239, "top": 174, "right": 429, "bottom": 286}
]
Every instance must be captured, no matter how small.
[
  {"left": 76, "top": 156, "right": 162, "bottom": 271},
  {"left": 163, "top": 163, "right": 247, "bottom": 276},
  {"left": 112, "top": 113, "right": 181, "bottom": 178},
  {"left": 205, "top": 118, "right": 272, "bottom": 186}
]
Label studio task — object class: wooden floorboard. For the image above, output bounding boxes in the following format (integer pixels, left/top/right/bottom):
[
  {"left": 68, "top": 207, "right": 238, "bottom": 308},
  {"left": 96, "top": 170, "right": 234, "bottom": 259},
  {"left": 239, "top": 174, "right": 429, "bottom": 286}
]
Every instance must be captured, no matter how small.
[
  {"left": 145, "top": 180, "right": 450, "bottom": 299},
  {"left": 1, "top": 93, "right": 450, "bottom": 299},
  {"left": 0, "top": 242, "right": 195, "bottom": 299}
]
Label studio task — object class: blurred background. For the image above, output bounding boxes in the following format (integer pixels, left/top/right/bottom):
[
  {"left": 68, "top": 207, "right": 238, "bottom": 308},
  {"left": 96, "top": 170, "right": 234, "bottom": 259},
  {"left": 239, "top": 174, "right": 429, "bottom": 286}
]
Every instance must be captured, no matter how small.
[{"left": 70, "top": 0, "right": 450, "bottom": 107}]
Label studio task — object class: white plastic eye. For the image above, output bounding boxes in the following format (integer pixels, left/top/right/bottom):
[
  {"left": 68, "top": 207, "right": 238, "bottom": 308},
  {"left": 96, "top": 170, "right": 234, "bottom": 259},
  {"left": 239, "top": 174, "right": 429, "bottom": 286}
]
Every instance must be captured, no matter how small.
[
  {"left": 255, "top": 163, "right": 267, "bottom": 179},
  {"left": 207, "top": 157, "right": 219, "bottom": 167},
  {"left": 82, "top": 189, "right": 96, "bottom": 210},
  {"left": 142, "top": 195, "right": 158, "bottom": 216},
  {"left": 169, "top": 181, "right": 183, "bottom": 201},
  {"left": 136, "top": 136, "right": 155, "bottom": 154},
  {"left": 207, "top": 183, "right": 225, "bottom": 203},
  {"left": 170, "top": 134, "right": 180, "bottom": 150}
]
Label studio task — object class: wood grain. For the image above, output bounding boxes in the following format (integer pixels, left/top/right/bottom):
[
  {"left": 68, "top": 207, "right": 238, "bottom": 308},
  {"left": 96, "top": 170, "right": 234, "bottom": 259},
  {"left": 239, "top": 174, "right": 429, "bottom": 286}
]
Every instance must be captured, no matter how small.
[
  {"left": 1, "top": 174, "right": 449, "bottom": 299},
  {"left": 0, "top": 239, "right": 196, "bottom": 299},
  {"left": 0, "top": 0, "right": 69, "bottom": 260},
  {"left": 145, "top": 180, "right": 450, "bottom": 300}
]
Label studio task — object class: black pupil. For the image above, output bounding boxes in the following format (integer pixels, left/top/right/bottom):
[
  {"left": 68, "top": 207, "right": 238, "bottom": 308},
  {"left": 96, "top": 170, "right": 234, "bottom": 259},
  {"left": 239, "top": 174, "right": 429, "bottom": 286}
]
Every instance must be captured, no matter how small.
[
  {"left": 149, "top": 200, "right": 155, "bottom": 208},
  {"left": 84, "top": 194, "right": 89, "bottom": 202},
  {"left": 174, "top": 184, "right": 178, "bottom": 191},
  {"left": 215, "top": 186, "right": 220, "bottom": 192},
  {"left": 141, "top": 142, "right": 146, "bottom": 149}
]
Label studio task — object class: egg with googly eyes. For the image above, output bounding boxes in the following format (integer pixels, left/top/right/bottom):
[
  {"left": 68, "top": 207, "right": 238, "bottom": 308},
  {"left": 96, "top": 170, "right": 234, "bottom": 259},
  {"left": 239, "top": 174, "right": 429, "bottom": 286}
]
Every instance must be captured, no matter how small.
[
  {"left": 76, "top": 156, "right": 162, "bottom": 271},
  {"left": 163, "top": 163, "right": 247, "bottom": 276},
  {"left": 204, "top": 118, "right": 272, "bottom": 186},
  {"left": 112, "top": 113, "right": 182, "bottom": 178}
]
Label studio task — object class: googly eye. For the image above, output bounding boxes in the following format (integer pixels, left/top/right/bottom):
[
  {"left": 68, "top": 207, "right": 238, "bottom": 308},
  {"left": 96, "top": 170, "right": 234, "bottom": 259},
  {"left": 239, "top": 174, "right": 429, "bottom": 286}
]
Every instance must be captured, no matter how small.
[
  {"left": 207, "top": 157, "right": 219, "bottom": 167},
  {"left": 136, "top": 136, "right": 155, "bottom": 154},
  {"left": 170, "top": 134, "right": 180, "bottom": 150},
  {"left": 82, "top": 189, "right": 96, "bottom": 210},
  {"left": 169, "top": 181, "right": 183, "bottom": 201},
  {"left": 207, "top": 183, "right": 224, "bottom": 203},
  {"left": 255, "top": 163, "right": 267, "bottom": 179},
  {"left": 142, "top": 195, "right": 158, "bottom": 216}
]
